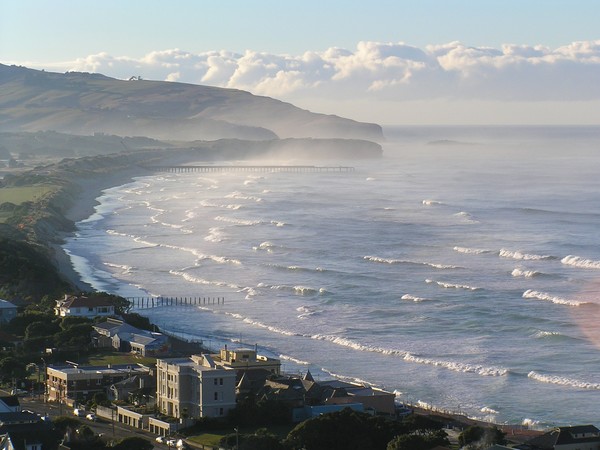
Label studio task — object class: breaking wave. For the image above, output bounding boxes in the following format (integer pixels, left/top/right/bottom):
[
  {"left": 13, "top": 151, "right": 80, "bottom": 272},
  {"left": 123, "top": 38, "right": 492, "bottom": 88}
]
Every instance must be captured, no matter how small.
[
  {"left": 425, "top": 279, "right": 481, "bottom": 291},
  {"left": 511, "top": 268, "right": 542, "bottom": 278},
  {"left": 364, "top": 256, "right": 461, "bottom": 269},
  {"left": 453, "top": 246, "right": 491, "bottom": 254},
  {"left": 422, "top": 199, "right": 444, "bottom": 206},
  {"left": 528, "top": 371, "right": 600, "bottom": 389},
  {"left": 499, "top": 249, "right": 554, "bottom": 261},
  {"left": 561, "top": 255, "right": 600, "bottom": 269},
  {"left": 401, "top": 294, "right": 427, "bottom": 302},
  {"left": 214, "top": 215, "right": 261, "bottom": 226},
  {"left": 403, "top": 353, "right": 508, "bottom": 376},
  {"left": 522, "top": 289, "right": 586, "bottom": 307}
]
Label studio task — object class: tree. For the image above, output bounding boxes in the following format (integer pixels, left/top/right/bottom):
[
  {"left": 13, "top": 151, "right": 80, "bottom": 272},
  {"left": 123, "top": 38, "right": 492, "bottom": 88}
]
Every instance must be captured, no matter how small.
[
  {"left": 458, "top": 425, "right": 506, "bottom": 449},
  {"left": 0, "top": 356, "right": 26, "bottom": 383},
  {"left": 387, "top": 429, "right": 449, "bottom": 450},
  {"left": 112, "top": 436, "right": 153, "bottom": 450},
  {"left": 284, "top": 408, "right": 402, "bottom": 450}
]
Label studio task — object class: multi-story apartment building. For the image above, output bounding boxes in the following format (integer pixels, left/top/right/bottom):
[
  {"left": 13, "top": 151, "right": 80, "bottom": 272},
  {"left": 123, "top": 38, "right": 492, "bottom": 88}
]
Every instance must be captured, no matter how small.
[
  {"left": 210, "top": 345, "right": 281, "bottom": 378},
  {"left": 156, "top": 354, "right": 236, "bottom": 419},
  {"left": 46, "top": 363, "right": 152, "bottom": 405}
]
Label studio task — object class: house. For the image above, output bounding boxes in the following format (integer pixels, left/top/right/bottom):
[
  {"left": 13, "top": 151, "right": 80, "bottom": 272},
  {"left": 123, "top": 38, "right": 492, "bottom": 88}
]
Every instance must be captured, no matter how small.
[
  {"left": 92, "top": 318, "right": 170, "bottom": 356},
  {"left": 54, "top": 294, "right": 115, "bottom": 318},
  {"left": 0, "top": 411, "right": 56, "bottom": 450},
  {"left": 519, "top": 425, "right": 600, "bottom": 450},
  {"left": 0, "top": 300, "right": 17, "bottom": 325},
  {"left": 46, "top": 363, "right": 152, "bottom": 406},
  {"left": 156, "top": 354, "right": 237, "bottom": 419}
]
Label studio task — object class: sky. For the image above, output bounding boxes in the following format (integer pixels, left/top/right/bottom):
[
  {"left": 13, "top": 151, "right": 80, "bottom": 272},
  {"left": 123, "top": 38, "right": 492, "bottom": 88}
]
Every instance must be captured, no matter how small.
[{"left": 1, "top": 0, "right": 600, "bottom": 125}]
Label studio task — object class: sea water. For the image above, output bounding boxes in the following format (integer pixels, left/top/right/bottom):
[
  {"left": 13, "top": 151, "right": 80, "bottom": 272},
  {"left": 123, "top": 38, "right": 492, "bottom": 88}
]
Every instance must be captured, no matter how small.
[{"left": 63, "top": 126, "right": 600, "bottom": 427}]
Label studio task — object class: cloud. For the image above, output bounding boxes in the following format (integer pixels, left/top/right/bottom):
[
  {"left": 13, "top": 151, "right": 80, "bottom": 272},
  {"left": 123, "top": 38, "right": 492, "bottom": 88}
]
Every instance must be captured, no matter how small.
[{"left": 41, "top": 40, "right": 600, "bottom": 103}]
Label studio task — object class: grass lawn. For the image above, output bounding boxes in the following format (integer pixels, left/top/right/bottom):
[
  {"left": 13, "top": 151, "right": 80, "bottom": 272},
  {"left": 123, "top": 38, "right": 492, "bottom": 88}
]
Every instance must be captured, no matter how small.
[
  {"left": 188, "top": 433, "right": 225, "bottom": 447},
  {"left": 0, "top": 186, "right": 58, "bottom": 204},
  {"left": 84, "top": 350, "right": 156, "bottom": 367}
]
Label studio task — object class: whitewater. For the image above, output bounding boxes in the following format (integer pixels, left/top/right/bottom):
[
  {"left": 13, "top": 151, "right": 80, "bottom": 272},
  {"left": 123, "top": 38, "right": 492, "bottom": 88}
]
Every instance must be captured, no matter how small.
[{"left": 64, "top": 126, "right": 600, "bottom": 428}]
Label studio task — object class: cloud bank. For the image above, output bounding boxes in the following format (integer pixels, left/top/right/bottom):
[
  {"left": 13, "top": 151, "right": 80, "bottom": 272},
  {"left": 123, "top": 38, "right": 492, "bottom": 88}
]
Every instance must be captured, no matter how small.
[{"left": 55, "top": 40, "right": 600, "bottom": 103}]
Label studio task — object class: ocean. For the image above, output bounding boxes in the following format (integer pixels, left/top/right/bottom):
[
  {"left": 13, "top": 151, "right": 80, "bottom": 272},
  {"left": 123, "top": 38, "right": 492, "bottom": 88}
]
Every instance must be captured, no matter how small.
[{"left": 63, "top": 126, "right": 600, "bottom": 428}]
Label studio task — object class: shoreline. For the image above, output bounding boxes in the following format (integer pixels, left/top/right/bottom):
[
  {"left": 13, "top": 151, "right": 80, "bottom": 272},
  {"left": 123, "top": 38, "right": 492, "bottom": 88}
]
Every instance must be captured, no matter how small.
[{"left": 53, "top": 167, "right": 148, "bottom": 292}]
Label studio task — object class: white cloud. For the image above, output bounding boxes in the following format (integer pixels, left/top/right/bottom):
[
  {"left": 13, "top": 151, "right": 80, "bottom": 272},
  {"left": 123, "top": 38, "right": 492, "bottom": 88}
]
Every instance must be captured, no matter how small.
[{"left": 50, "top": 40, "right": 599, "bottom": 104}]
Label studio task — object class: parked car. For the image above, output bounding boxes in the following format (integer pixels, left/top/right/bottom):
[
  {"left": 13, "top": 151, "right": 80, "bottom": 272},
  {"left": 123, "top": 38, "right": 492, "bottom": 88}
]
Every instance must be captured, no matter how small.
[
  {"left": 85, "top": 413, "right": 97, "bottom": 421},
  {"left": 155, "top": 436, "right": 166, "bottom": 444},
  {"left": 73, "top": 408, "right": 85, "bottom": 417},
  {"left": 166, "top": 438, "right": 177, "bottom": 447}
]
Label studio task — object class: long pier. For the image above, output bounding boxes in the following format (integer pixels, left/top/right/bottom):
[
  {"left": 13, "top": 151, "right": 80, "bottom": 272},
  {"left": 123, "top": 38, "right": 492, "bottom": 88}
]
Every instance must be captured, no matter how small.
[
  {"left": 127, "top": 296, "right": 223, "bottom": 309},
  {"left": 144, "top": 165, "right": 355, "bottom": 173}
]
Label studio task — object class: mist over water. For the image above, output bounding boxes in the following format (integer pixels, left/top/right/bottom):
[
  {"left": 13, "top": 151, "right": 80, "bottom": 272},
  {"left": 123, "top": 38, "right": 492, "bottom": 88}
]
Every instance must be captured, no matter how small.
[{"left": 65, "top": 126, "right": 600, "bottom": 427}]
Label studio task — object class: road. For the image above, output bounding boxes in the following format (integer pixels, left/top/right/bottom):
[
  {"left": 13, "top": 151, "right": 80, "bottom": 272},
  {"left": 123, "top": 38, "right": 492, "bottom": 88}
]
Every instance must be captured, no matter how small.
[{"left": 19, "top": 396, "right": 183, "bottom": 448}]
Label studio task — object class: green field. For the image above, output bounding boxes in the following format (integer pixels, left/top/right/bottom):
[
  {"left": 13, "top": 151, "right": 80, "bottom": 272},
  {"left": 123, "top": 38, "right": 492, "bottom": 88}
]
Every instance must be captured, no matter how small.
[
  {"left": 0, "top": 185, "right": 58, "bottom": 204},
  {"left": 84, "top": 351, "right": 156, "bottom": 367},
  {"left": 0, "top": 185, "right": 59, "bottom": 222}
]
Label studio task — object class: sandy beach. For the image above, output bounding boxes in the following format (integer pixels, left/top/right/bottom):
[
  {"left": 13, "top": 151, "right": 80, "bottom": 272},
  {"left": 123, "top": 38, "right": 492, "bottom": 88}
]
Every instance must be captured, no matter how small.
[{"left": 51, "top": 167, "right": 147, "bottom": 292}]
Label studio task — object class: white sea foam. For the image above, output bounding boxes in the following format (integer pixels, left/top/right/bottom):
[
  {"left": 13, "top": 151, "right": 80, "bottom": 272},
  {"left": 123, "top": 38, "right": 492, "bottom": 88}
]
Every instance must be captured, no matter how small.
[
  {"left": 403, "top": 353, "right": 508, "bottom": 376},
  {"left": 364, "top": 256, "right": 461, "bottom": 269},
  {"left": 310, "top": 334, "right": 405, "bottom": 356},
  {"left": 224, "top": 191, "right": 262, "bottom": 202},
  {"left": 522, "top": 418, "right": 541, "bottom": 428},
  {"left": 260, "top": 284, "right": 321, "bottom": 296},
  {"left": 532, "top": 330, "right": 563, "bottom": 339},
  {"left": 204, "top": 227, "right": 225, "bottom": 242},
  {"left": 401, "top": 294, "right": 427, "bottom": 302},
  {"left": 528, "top": 371, "right": 600, "bottom": 389},
  {"left": 214, "top": 215, "right": 261, "bottom": 226},
  {"left": 278, "top": 354, "right": 310, "bottom": 365},
  {"left": 425, "top": 279, "right": 481, "bottom": 291},
  {"left": 522, "top": 289, "right": 585, "bottom": 307},
  {"left": 480, "top": 406, "right": 499, "bottom": 415},
  {"left": 500, "top": 249, "right": 554, "bottom": 261},
  {"left": 103, "top": 262, "right": 133, "bottom": 274},
  {"left": 422, "top": 199, "right": 444, "bottom": 206},
  {"left": 253, "top": 241, "right": 275, "bottom": 252},
  {"left": 561, "top": 255, "right": 600, "bottom": 269},
  {"left": 453, "top": 246, "right": 491, "bottom": 254},
  {"left": 241, "top": 317, "right": 298, "bottom": 336},
  {"left": 511, "top": 268, "right": 541, "bottom": 278},
  {"left": 169, "top": 270, "right": 241, "bottom": 290}
]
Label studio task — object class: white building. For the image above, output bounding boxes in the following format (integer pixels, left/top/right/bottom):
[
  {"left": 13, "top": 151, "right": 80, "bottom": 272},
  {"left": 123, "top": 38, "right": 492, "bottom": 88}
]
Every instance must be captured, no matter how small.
[
  {"left": 0, "top": 300, "right": 17, "bottom": 324},
  {"left": 156, "top": 355, "right": 237, "bottom": 419},
  {"left": 54, "top": 294, "right": 115, "bottom": 318}
]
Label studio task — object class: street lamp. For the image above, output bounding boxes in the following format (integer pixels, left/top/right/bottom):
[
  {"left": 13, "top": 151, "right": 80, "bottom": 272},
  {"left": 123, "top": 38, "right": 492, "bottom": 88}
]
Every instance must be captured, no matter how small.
[{"left": 234, "top": 427, "right": 239, "bottom": 449}]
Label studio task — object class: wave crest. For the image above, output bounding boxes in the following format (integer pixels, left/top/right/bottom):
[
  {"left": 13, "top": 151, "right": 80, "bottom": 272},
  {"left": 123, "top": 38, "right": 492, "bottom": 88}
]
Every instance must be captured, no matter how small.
[
  {"left": 561, "top": 255, "right": 600, "bottom": 269},
  {"left": 425, "top": 279, "right": 481, "bottom": 291},
  {"left": 453, "top": 246, "right": 491, "bottom": 254},
  {"left": 511, "top": 268, "right": 542, "bottom": 278},
  {"left": 528, "top": 371, "right": 600, "bottom": 389},
  {"left": 522, "top": 289, "right": 585, "bottom": 307},
  {"left": 500, "top": 249, "right": 554, "bottom": 260},
  {"left": 403, "top": 353, "right": 508, "bottom": 376}
]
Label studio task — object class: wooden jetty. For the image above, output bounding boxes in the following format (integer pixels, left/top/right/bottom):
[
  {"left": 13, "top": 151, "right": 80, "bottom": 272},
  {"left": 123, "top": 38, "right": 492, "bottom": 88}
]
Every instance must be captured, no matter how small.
[
  {"left": 144, "top": 165, "right": 355, "bottom": 174},
  {"left": 127, "top": 296, "right": 223, "bottom": 309}
]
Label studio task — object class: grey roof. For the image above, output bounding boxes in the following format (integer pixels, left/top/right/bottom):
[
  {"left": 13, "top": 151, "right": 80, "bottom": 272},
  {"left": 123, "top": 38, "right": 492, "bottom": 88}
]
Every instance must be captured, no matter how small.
[{"left": 0, "top": 299, "right": 17, "bottom": 309}]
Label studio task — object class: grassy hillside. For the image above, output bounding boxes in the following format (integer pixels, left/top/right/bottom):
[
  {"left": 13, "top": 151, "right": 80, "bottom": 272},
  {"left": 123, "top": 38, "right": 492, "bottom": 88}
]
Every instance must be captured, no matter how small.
[{"left": 0, "top": 64, "right": 384, "bottom": 142}]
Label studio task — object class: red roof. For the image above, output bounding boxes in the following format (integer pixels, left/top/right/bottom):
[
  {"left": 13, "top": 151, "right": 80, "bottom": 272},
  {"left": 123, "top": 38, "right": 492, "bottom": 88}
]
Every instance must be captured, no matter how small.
[{"left": 62, "top": 296, "right": 115, "bottom": 308}]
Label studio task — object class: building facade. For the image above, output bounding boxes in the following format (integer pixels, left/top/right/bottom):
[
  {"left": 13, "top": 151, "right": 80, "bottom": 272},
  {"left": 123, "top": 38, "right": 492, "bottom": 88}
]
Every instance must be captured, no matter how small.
[
  {"left": 46, "top": 363, "right": 152, "bottom": 405},
  {"left": 156, "top": 355, "right": 237, "bottom": 419},
  {"left": 54, "top": 294, "right": 115, "bottom": 319}
]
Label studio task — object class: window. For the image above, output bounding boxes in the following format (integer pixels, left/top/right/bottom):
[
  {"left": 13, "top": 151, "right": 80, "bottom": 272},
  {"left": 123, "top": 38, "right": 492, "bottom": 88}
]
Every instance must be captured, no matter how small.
[
  {"left": 219, "top": 408, "right": 224, "bottom": 416},
  {"left": 219, "top": 378, "right": 223, "bottom": 385},
  {"left": 214, "top": 378, "right": 218, "bottom": 385},
  {"left": 214, "top": 392, "right": 218, "bottom": 400}
]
